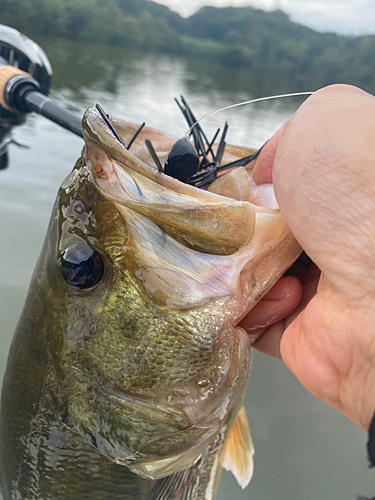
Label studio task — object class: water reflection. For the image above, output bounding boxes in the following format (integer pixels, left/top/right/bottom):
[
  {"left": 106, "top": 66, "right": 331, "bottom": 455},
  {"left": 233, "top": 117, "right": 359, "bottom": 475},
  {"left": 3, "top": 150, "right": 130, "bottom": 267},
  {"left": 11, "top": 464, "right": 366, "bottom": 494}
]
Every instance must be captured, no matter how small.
[
  {"left": 42, "top": 36, "right": 304, "bottom": 144},
  {"left": 0, "top": 38, "right": 372, "bottom": 500}
]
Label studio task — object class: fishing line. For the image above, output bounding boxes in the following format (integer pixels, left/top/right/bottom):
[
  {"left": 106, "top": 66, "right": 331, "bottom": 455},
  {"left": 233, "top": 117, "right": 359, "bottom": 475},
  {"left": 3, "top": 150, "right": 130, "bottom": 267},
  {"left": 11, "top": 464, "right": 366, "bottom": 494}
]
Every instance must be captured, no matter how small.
[{"left": 184, "top": 91, "right": 314, "bottom": 139}]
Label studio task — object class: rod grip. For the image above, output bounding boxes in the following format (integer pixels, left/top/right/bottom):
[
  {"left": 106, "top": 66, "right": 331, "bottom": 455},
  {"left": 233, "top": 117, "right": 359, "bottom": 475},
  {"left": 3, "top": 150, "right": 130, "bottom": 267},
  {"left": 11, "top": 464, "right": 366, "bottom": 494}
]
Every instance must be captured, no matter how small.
[{"left": 0, "top": 65, "right": 30, "bottom": 111}]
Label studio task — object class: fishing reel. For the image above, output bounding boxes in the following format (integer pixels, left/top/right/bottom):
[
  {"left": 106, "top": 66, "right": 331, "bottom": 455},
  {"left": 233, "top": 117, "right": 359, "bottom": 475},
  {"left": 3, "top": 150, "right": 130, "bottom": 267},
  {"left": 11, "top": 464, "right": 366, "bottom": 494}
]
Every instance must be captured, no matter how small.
[
  {"left": 0, "top": 25, "right": 52, "bottom": 169},
  {"left": 0, "top": 25, "right": 83, "bottom": 170}
]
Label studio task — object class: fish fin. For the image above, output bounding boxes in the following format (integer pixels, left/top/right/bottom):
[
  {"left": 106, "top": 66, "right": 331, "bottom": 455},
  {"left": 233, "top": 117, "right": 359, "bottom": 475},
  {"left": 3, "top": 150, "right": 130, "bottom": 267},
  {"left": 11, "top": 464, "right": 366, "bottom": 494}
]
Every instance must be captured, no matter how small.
[
  {"left": 222, "top": 406, "right": 254, "bottom": 489},
  {"left": 147, "top": 467, "right": 199, "bottom": 500}
]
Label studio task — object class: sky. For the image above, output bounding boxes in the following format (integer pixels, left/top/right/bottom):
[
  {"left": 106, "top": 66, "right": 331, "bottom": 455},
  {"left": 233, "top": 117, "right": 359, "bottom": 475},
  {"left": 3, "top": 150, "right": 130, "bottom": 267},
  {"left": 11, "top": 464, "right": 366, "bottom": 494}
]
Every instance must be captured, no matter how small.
[{"left": 155, "top": 0, "right": 375, "bottom": 36}]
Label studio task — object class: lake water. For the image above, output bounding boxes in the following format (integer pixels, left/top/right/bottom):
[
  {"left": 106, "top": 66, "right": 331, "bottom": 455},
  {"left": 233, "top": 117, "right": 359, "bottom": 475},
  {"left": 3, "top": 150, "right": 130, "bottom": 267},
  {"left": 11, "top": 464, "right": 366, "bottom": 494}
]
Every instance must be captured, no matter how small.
[{"left": 0, "top": 38, "right": 373, "bottom": 499}]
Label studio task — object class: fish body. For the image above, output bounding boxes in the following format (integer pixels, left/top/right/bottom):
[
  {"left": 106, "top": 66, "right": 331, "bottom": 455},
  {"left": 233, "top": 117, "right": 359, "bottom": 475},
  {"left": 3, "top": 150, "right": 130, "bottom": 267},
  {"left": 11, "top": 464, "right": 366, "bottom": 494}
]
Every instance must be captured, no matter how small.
[{"left": 0, "top": 108, "right": 301, "bottom": 500}]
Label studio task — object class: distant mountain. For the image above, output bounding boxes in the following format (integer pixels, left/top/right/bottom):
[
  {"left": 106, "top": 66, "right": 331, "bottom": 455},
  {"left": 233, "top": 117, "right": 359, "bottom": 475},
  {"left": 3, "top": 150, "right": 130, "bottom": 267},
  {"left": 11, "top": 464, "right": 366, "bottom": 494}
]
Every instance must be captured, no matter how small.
[{"left": 0, "top": 0, "right": 374, "bottom": 93}]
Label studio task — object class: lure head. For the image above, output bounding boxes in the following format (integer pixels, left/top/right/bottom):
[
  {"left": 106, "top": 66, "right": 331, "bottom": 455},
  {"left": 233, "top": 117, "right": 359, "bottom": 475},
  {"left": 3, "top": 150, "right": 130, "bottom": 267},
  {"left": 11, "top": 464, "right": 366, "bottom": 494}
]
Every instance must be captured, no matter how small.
[
  {"left": 37, "top": 106, "right": 300, "bottom": 480},
  {"left": 164, "top": 138, "right": 200, "bottom": 182}
]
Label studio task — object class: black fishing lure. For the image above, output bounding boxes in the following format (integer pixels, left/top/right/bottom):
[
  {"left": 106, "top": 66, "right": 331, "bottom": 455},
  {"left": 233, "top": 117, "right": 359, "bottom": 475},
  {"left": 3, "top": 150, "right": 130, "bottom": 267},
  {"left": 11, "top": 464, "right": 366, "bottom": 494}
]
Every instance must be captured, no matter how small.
[
  {"left": 165, "top": 96, "right": 263, "bottom": 189},
  {"left": 95, "top": 99, "right": 262, "bottom": 190}
]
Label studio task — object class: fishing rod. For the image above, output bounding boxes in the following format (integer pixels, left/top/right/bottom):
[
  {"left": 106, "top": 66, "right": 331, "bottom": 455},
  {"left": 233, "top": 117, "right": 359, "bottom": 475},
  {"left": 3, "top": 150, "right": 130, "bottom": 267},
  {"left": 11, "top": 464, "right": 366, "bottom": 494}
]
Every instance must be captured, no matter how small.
[{"left": 0, "top": 24, "right": 83, "bottom": 170}]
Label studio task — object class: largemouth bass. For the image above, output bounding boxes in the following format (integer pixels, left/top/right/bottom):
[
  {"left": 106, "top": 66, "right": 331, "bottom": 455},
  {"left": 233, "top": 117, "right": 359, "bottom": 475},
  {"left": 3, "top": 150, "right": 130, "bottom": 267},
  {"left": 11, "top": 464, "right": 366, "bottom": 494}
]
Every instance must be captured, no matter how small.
[{"left": 0, "top": 106, "right": 301, "bottom": 500}]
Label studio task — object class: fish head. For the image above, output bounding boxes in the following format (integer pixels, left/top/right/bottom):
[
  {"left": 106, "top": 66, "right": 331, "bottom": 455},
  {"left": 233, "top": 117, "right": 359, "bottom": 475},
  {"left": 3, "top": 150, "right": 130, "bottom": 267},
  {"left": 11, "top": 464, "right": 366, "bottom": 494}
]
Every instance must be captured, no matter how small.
[{"left": 41, "top": 107, "right": 301, "bottom": 480}]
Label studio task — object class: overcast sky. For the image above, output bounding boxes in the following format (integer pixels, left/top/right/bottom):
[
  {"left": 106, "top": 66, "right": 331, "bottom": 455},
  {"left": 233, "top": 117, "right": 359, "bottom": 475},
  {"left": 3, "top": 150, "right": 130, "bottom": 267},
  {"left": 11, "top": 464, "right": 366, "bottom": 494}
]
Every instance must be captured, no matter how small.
[{"left": 155, "top": 0, "right": 375, "bottom": 36}]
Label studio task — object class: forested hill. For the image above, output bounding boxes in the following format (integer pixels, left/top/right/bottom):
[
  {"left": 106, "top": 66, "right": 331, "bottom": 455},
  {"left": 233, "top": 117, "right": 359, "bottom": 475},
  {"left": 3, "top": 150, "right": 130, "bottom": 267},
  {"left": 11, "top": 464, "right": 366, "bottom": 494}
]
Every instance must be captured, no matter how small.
[{"left": 0, "top": 0, "right": 375, "bottom": 93}]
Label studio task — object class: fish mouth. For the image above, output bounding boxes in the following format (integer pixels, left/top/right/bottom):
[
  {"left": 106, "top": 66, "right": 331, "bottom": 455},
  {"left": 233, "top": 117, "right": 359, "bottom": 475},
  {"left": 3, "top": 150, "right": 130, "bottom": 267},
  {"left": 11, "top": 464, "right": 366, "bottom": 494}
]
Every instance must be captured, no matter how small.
[
  {"left": 82, "top": 106, "right": 258, "bottom": 257},
  {"left": 82, "top": 106, "right": 301, "bottom": 312}
]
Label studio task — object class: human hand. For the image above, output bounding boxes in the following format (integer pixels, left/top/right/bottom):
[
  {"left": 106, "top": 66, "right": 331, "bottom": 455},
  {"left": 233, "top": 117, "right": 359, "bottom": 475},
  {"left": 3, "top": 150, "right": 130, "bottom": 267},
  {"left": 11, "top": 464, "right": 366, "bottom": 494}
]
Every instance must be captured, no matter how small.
[{"left": 240, "top": 84, "right": 375, "bottom": 431}]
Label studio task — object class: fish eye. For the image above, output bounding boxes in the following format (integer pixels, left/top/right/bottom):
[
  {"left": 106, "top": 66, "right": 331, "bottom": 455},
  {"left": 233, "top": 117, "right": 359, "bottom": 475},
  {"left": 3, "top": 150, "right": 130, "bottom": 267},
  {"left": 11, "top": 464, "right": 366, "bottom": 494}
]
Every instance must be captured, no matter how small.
[
  {"left": 59, "top": 243, "right": 104, "bottom": 289},
  {"left": 164, "top": 138, "right": 199, "bottom": 183}
]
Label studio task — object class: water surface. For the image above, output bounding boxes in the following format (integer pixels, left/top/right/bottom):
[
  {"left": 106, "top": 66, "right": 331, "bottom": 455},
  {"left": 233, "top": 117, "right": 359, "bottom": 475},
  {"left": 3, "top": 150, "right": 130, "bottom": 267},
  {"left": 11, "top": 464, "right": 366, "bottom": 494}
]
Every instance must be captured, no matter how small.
[{"left": 0, "top": 38, "right": 373, "bottom": 499}]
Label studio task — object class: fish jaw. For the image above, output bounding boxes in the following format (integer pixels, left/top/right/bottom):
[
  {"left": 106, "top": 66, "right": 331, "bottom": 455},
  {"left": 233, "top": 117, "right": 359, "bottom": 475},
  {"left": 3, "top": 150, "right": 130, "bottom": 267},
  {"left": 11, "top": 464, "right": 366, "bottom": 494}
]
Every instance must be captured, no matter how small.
[{"left": 49, "top": 108, "right": 301, "bottom": 480}]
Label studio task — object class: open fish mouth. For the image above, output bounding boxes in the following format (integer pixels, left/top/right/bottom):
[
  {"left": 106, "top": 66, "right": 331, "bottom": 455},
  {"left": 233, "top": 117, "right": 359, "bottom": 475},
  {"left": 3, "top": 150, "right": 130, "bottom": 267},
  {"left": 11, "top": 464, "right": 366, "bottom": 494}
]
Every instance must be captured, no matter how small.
[
  {"left": 82, "top": 105, "right": 300, "bottom": 311},
  {"left": 68, "top": 106, "right": 301, "bottom": 480},
  {"left": 83, "top": 107, "right": 257, "bottom": 258}
]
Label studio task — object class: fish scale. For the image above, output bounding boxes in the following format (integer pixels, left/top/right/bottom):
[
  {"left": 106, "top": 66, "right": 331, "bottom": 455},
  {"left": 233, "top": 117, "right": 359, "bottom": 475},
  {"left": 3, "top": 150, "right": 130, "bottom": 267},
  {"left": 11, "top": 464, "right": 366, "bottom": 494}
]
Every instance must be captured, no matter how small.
[{"left": 84, "top": 287, "right": 224, "bottom": 389}]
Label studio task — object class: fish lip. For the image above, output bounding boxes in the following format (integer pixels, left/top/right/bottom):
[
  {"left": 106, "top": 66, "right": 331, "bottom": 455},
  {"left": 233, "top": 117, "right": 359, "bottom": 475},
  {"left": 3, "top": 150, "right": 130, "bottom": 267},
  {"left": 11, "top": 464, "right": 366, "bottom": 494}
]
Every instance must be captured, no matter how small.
[
  {"left": 82, "top": 106, "right": 159, "bottom": 175},
  {"left": 84, "top": 106, "right": 128, "bottom": 151}
]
